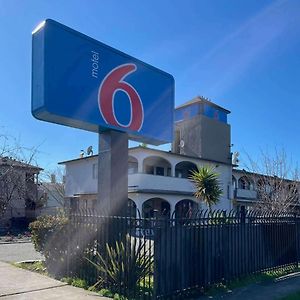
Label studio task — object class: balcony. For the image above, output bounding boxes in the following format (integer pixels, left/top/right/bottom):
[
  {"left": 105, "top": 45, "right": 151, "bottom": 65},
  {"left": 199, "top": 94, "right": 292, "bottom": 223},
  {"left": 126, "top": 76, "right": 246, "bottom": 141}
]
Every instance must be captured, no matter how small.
[
  {"left": 234, "top": 188, "right": 257, "bottom": 200},
  {"left": 128, "top": 173, "right": 194, "bottom": 194}
]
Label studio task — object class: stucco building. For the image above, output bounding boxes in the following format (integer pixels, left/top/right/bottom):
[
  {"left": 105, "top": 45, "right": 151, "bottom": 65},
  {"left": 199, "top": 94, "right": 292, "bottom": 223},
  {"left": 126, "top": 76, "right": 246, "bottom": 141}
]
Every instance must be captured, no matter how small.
[{"left": 59, "top": 96, "right": 300, "bottom": 217}]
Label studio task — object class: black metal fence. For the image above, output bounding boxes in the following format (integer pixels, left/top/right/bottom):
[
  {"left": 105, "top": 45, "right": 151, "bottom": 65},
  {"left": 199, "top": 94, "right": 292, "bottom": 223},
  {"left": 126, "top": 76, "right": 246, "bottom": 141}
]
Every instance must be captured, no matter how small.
[{"left": 61, "top": 209, "right": 300, "bottom": 299}]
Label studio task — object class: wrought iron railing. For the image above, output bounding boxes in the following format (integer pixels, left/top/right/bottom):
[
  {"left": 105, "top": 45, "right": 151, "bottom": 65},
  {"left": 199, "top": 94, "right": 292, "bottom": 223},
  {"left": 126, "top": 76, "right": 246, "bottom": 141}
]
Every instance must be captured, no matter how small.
[{"left": 52, "top": 209, "right": 300, "bottom": 299}]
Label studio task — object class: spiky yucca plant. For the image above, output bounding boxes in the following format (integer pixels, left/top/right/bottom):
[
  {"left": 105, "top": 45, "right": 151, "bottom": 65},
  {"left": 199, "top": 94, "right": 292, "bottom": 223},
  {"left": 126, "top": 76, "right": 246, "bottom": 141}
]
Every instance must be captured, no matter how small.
[
  {"left": 189, "top": 166, "right": 222, "bottom": 212},
  {"left": 86, "top": 235, "right": 153, "bottom": 294}
]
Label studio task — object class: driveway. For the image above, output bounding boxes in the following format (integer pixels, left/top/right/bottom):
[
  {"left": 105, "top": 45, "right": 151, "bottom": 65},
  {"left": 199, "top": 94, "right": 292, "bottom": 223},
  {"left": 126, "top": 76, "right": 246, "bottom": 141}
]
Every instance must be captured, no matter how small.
[{"left": 0, "top": 242, "right": 43, "bottom": 262}]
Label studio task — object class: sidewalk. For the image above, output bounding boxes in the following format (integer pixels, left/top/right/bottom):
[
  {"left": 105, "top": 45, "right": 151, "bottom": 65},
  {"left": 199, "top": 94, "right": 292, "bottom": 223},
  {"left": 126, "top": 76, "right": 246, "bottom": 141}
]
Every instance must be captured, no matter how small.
[{"left": 0, "top": 261, "right": 108, "bottom": 299}]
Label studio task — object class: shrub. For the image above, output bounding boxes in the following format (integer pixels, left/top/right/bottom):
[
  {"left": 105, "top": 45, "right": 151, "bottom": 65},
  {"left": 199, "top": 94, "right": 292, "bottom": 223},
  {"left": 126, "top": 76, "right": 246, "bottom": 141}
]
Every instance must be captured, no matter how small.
[
  {"left": 86, "top": 235, "right": 153, "bottom": 296},
  {"left": 29, "top": 214, "right": 69, "bottom": 277},
  {"left": 97, "top": 289, "right": 127, "bottom": 300}
]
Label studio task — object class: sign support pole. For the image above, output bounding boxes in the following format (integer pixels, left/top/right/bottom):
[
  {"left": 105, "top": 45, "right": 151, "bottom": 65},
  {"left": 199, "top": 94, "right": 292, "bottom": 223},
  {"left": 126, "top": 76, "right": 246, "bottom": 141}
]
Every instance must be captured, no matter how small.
[{"left": 97, "top": 130, "right": 128, "bottom": 216}]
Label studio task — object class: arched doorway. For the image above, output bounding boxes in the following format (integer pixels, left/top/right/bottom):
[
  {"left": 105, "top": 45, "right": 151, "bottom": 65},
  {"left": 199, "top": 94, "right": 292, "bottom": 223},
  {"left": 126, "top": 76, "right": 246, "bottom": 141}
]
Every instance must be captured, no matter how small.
[
  {"left": 127, "top": 198, "right": 137, "bottom": 217},
  {"left": 142, "top": 198, "right": 170, "bottom": 218},
  {"left": 238, "top": 176, "right": 253, "bottom": 190},
  {"left": 232, "top": 175, "right": 237, "bottom": 189},
  {"left": 143, "top": 156, "right": 172, "bottom": 176},
  {"left": 175, "top": 199, "right": 198, "bottom": 218},
  {"left": 128, "top": 156, "right": 138, "bottom": 174},
  {"left": 175, "top": 161, "right": 198, "bottom": 178}
]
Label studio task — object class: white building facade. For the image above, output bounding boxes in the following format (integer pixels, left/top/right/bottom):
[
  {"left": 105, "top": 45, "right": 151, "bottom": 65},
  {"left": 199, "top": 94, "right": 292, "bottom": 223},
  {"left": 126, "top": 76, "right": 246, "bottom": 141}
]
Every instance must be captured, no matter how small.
[
  {"left": 60, "top": 96, "right": 290, "bottom": 217},
  {"left": 60, "top": 146, "right": 233, "bottom": 217}
]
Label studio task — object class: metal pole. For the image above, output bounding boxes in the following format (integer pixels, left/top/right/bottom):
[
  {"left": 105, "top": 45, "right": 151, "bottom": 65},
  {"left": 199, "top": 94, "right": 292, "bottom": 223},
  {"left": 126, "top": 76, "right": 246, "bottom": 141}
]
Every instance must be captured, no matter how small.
[{"left": 97, "top": 130, "right": 128, "bottom": 216}]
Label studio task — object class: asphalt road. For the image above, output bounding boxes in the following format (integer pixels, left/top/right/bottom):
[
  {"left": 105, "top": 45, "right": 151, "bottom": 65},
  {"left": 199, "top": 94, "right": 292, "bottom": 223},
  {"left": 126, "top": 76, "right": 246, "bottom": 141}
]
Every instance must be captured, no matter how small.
[{"left": 0, "top": 242, "right": 44, "bottom": 263}]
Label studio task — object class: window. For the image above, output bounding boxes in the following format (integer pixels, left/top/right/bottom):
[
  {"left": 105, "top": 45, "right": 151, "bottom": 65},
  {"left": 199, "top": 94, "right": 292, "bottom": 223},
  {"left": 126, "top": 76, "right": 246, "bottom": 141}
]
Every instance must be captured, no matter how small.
[
  {"left": 238, "top": 177, "right": 251, "bottom": 190},
  {"left": 128, "top": 162, "right": 138, "bottom": 174},
  {"left": 167, "top": 168, "right": 172, "bottom": 177},
  {"left": 145, "top": 165, "right": 154, "bottom": 175},
  {"left": 156, "top": 167, "right": 164, "bottom": 176},
  {"left": 26, "top": 173, "right": 34, "bottom": 183},
  {"left": 70, "top": 198, "right": 79, "bottom": 211}
]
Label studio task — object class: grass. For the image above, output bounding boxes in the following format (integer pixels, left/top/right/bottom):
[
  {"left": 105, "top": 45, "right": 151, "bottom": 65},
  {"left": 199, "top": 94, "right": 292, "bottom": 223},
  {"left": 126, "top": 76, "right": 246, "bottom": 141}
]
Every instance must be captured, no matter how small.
[
  {"left": 204, "top": 266, "right": 300, "bottom": 297},
  {"left": 13, "top": 261, "right": 131, "bottom": 299},
  {"left": 61, "top": 277, "right": 89, "bottom": 289},
  {"left": 13, "top": 261, "right": 47, "bottom": 275},
  {"left": 13, "top": 261, "right": 300, "bottom": 299}
]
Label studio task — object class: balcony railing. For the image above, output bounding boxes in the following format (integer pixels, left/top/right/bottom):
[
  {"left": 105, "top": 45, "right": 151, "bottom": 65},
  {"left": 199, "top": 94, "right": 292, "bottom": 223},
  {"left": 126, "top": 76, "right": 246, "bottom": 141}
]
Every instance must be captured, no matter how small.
[
  {"left": 234, "top": 188, "right": 257, "bottom": 200},
  {"left": 128, "top": 173, "right": 194, "bottom": 193}
]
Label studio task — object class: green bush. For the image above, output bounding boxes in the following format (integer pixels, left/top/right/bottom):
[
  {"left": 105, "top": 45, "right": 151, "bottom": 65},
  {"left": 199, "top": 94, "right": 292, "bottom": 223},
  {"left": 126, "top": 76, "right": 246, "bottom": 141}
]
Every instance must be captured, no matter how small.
[
  {"left": 98, "top": 289, "right": 127, "bottom": 300},
  {"left": 86, "top": 235, "right": 153, "bottom": 295},
  {"left": 29, "top": 214, "right": 69, "bottom": 277},
  {"left": 71, "top": 278, "right": 88, "bottom": 289}
]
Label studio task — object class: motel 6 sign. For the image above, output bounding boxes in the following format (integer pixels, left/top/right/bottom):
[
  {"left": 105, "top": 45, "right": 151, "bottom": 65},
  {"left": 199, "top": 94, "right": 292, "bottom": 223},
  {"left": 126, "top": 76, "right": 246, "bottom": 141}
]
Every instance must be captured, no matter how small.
[{"left": 31, "top": 19, "right": 174, "bottom": 145}]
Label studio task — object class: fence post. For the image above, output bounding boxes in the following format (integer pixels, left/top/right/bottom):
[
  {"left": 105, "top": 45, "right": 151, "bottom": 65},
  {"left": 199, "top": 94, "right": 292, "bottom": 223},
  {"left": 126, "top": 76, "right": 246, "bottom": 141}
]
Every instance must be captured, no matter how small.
[
  {"left": 153, "top": 214, "right": 160, "bottom": 300},
  {"left": 295, "top": 213, "right": 299, "bottom": 266},
  {"left": 240, "top": 206, "right": 246, "bottom": 224},
  {"left": 66, "top": 207, "right": 70, "bottom": 277},
  {"left": 222, "top": 210, "right": 229, "bottom": 282}
]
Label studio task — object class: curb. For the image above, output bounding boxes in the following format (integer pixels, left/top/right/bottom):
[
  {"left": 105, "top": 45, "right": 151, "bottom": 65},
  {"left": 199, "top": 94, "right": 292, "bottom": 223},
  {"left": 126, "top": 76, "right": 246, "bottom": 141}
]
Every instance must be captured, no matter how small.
[
  {"left": 274, "top": 272, "right": 300, "bottom": 282},
  {"left": 14, "top": 259, "right": 44, "bottom": 264},
  {"left": 0, "top": 241, "right": 32, "bottom": 244}
]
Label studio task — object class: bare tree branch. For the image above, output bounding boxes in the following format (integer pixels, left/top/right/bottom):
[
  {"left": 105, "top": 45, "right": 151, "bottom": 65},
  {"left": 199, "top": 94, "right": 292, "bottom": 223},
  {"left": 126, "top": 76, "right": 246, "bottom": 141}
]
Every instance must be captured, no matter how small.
[
  {"left": 0, "top": 132, "right": 41, "bottom": 217},
  {"left": 241, "top": 148, "right": 299, "bottom": 213},
  {"left": 39, "top": 167, "right": 65, "bottom": 208}
]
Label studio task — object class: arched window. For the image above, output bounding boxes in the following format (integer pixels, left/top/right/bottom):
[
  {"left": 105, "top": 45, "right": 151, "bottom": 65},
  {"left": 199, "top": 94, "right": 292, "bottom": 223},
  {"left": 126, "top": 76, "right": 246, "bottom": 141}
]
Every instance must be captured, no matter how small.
[
  {"left": 232, "top": 175, "right": 237, "bottom": 189},
  {"left": 175, "top": 161, "right": 198, "bottom": 178},
  {"left": 128, "top": 156, "right": 138, "bottom": 174},
  {"left": 238, "top": 176, "right": 252, "bottom": 190},
  {"left": 143, "top": 156, "right": 172, "bottom": 177}
]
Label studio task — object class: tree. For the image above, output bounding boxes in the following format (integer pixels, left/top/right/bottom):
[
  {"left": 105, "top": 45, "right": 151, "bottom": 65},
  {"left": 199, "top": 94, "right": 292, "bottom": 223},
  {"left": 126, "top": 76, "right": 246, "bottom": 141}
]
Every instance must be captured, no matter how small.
[
  {"left": 39, "top": 168, "right": 65, "bottom": 209},
  {"left": 0, "top": 164, "right": 26, "bottom": 216},
  {"left": 0, "top": 131, "right": 40, "bottom": 217},
  {"left": 242, "top": 149, "right": 299, "bottom": 213},
  {"left": 189, "top": 166, "right": 222, "bottom": 212}
]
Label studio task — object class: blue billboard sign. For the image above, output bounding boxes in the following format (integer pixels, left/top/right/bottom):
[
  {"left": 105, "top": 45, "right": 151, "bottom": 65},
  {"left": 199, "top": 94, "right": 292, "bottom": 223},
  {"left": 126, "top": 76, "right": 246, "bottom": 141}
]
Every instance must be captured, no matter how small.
[{"left": 32, "top": 19, "right": 174, "bottom": 145}]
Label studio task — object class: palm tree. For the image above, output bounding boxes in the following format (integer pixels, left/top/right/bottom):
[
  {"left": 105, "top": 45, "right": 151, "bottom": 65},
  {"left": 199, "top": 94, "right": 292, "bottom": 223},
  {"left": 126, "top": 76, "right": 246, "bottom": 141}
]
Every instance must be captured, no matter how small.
[{"left": 189, "top": 166, "right": 222, "bottom": 212}]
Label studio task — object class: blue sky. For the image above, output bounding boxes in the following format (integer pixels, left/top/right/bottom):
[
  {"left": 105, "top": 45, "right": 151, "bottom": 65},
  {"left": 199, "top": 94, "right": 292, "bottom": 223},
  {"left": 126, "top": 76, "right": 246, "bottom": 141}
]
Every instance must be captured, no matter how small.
[{"left": 0, "top": 0, "right": 300, "bottom": 170}]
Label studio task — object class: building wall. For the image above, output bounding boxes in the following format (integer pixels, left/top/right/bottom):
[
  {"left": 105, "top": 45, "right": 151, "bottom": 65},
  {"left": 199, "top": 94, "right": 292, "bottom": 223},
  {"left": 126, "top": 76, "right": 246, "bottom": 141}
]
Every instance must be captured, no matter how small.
[
  {"left": 37, "top": 182, "right": 65, "bottom": 216},
  {"left": 0, "top": 164, "right": 40, "bottom": 225},
  {"left": 65, "top": 158, "right": 97, "bottom": 197},
  {"left": 173, "top": 115, "right": 231, "bottom": 164},
  {"left": 232, "top": 170, "right": 259, "bottom": 209},
  {"left": 63, "top": 148, "right": 233, "bottom": 212}
]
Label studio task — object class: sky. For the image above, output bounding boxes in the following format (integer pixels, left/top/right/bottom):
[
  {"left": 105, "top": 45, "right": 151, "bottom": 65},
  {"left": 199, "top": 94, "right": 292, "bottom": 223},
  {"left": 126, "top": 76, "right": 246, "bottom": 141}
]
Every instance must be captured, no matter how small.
[{"left": 0, "top": 0, "right": 300, "bottom": 171}]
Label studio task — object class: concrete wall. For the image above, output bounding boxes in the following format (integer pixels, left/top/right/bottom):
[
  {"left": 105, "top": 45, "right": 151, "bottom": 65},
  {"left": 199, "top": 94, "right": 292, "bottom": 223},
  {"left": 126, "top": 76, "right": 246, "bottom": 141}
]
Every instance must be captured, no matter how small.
[
  {"left": 173, "top": 115, "right": 231, "bottom": 164},
  {"left": 65, "top": 157, "right": 97, "bottom": 197},
  {"left": 235, "top": 188, "right": 257, "bottom": 200},
  {"left": 128, "top": 173, "right": 194, "bottom": 193}
]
